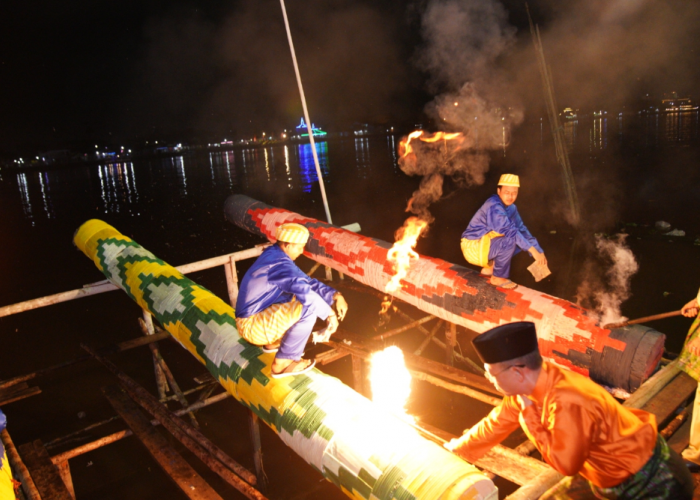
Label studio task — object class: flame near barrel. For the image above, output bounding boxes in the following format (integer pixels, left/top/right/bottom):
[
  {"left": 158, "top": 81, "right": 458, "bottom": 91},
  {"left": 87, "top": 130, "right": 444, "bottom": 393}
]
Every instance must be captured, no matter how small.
[
  {"left": 74, "top": 219, "right": 497, "bottom": 500},
  {"left": 224, "top": 194, "right": 665, "bottom": 392}
]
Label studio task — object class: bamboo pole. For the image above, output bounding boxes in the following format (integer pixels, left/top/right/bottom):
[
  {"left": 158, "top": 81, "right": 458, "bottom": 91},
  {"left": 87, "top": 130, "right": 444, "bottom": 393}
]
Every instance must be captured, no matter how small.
[
  {"left": 82, "top": 344, "right": 260, "bottom": 492},
  {"left": 224, "top": 256, "right": 239, "bottom": 307},
  {"left": 50, "top": 392, "right": 231, "bottom": 463},
  {"left": 1, "top": 429, "right": 42, "bottom": 500},
  {"left": 603, "top": 310, "right": 682, "bottom": 330},
  {"left": 0, "top": 245, "right": 270, "bottom": 319}
]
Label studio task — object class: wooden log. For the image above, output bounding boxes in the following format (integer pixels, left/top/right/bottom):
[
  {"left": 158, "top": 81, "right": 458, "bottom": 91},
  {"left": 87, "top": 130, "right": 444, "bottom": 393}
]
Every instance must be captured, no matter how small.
[
  {"left": 1, "top": 429, "right": 41, "bottom": 500},
  {"left": 83, "top": 345, "right": 257, "bottom": 486},
  {"left": 17, "top": 440, "right": 73, "bottom": 500},
  {"left": 660, "top": 406, "right": 691, "bottom": 439},
  {"left": 624, "top": 359, "right": 681, "bottom": 409},
  {"left": 102, "top": 386, "right": 225, "bottom": 500},
  {"left": 0, "top": 383, "right": 41, "bottom": 406},
  {"left": 314, "top": 348, "right": 350, "bottom": 365},
  {"left": 667, "top": 417, "right": 692, "bottom": 454},
  {"left": 50, "top": 391, "right": 231, "bottom": 463}
]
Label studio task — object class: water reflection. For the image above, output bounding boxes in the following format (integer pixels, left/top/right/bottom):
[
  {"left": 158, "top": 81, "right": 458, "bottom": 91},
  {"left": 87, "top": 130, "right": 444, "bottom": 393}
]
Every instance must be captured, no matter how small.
[
  {"left": 354, "top": 137, "right": 370, "bottom": 179},
  {"left": 17, "top": 173, "right": 34, "bottom": 223},
  {"left": 590, "top": 117, "right": 608, "bottom": 151},
  {"left": 563, "top": 121, "right": 577, "bottom": 152},
  {"left": 173, "top": 156, "right": 188, "bottom": 195},
  {"left": 98, "top": 162, "right": 140, "bottom": 214},
  {"left": 298, "top": 141, "right": 329, "bottom": 193}
]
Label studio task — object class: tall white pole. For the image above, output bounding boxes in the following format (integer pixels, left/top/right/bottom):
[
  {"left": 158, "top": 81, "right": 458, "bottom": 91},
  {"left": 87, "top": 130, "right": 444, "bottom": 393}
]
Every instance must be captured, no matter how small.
[{"left": 279, "top": 0, "right": 333, "bottom": 224}]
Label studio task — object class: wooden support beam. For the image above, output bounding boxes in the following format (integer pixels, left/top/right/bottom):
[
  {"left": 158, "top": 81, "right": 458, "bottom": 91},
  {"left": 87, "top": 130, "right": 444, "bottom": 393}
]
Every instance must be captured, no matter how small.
[
  {"left": 102, "top": 385, "right": 224, "bottom": 500},
  {"left": 445, "top": 322, "right": 457, "bottom": 366},
  {"left": 54, "top": 461, "right": 75, "bottom": 499},
  {"left": 141, "top": 313, "right": 170, "bottom": 401},
  {"left": 414, "top": 320, "right": 443, "bottom": 356},
  {"left": 17, "top": 440, "right": 73, "bottom": 500},
  {"left": 82, "top": 345, "right": 259, "bottom": 492},
  {"left": 247, "top": 411, "right": 268, "bottom": 493},
  {"left": 1, "top": 429, "right": 41, "bottom": 500},
  {"left": 640, "top": 370, "right": 697, "bottom": 427},
  {"left": 0, "top": 382, "right": 41, "bottom": 406},
  {"left": 371, "top": 316, "right": 435, "bottom": 342},
  {"left": 408, "top": 370, "right": 501, "bottom": 407}
]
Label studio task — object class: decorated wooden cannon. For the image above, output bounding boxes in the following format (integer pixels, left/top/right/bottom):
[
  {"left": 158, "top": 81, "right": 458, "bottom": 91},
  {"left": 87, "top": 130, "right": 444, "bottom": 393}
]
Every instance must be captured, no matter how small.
[
  {"left": 74, "top": 219, "right": 497, "bottom": 500},
  {"left": 224, "top": 194, "right": 665, "bottom": 392}
]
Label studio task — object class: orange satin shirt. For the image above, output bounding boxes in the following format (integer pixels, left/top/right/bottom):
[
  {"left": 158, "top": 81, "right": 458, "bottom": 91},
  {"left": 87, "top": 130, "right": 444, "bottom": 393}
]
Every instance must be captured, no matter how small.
[{"left": 454, "top": 362, "right": 658, "bottom": 488}]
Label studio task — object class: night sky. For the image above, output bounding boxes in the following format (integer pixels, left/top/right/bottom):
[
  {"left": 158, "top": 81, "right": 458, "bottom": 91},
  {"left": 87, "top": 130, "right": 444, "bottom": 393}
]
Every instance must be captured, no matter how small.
[{"left": 2, "top": 0, "right": 699, "bottom": 154}]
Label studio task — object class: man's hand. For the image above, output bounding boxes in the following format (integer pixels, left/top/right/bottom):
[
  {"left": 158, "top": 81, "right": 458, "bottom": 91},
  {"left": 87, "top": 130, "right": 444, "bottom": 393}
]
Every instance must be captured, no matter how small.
[
  {"left": 687, "top": 337, "right": 700, "bottom": 357},
  {"left": 326, "top": 314, "right": 339, "bottom": 335},
  {"left": 334, "top": 293, "right": 348, "bottom": 321},
  {"left": 444, "top": 436, "right": 464, "bottom": 453},
  {"left": 682, "top": 298, "right": 699, "bottom": 318},
  {"left": 529, "top": 247, "right": 547, "bottom": 267}
]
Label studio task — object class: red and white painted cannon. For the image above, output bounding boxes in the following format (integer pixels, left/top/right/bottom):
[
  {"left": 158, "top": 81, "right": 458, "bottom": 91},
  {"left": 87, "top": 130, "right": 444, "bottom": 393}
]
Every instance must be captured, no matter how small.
[{"left": 224, "top": 195, "right": 664, "bottom": 392}]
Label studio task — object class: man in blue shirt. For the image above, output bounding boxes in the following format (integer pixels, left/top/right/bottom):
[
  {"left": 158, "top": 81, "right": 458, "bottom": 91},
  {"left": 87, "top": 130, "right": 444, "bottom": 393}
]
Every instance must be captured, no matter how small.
[
  {"left": 236, "top": 222, "right": 348, "bottom": 378},
  {"left": 461, "top": 174, "right": 546, "bottom": 290}
]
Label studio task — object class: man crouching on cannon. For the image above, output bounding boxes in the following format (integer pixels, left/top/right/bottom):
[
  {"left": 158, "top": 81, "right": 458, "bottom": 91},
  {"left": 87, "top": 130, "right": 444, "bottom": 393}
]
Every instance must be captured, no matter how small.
[{"left": 235, "top": 222, "right": 348, "bottom": 378}]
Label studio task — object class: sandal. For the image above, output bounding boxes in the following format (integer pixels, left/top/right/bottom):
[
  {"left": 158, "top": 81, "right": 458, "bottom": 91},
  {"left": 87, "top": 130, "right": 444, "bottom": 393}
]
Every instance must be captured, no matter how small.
[
  {"left": 271, "top": 359, "right": 316, "bottom": 379},
  {"left": 493, "top": 279, "right": 518, "bottom": 290}
]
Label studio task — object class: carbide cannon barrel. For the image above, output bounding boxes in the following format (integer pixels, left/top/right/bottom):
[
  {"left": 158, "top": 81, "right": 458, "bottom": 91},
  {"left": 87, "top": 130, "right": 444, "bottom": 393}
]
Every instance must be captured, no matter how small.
[
  {"left": 74, "top": 219, "right": 497, "bottom": 500},
  {"left": 224, "top": 194, "right": 664, "bottom": 392}
]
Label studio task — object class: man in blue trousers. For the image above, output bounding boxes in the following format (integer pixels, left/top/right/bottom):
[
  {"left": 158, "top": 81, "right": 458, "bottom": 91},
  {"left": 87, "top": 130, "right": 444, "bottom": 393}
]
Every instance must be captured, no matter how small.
[
  {"left": 235, "top": 222, "right": 348, "bottom": 378},
  {"left": 461, "top": 174, "right": 546, "bottom": 290}
]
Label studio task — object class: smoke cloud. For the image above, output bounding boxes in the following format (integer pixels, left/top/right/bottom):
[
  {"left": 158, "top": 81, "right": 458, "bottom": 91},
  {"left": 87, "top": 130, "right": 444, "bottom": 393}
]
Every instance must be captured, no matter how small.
[
  {"left": 396, "top": 0, "right": 524, "bottom": 227},
  {"left": 575, "top": 234, "right": 639, "bottom": 325}
]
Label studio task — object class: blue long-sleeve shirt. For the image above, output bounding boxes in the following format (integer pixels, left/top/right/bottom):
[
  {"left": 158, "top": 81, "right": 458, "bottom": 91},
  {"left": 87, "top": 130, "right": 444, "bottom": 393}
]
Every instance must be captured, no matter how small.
[
  {"left": 462, "top": 194, "right": 543, "bottom": 253},
  {"left": 235, "top": 244, "right": 336, "bottom": 319}
]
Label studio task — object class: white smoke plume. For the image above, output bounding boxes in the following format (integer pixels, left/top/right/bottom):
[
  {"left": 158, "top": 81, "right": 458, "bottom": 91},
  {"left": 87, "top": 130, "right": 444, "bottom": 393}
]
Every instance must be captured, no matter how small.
[
  {"left": 575, "top": 234, "right": 639, "bottom": 326},
  {"left": 398, "top": 0, "right": 524, "bottom": 226}
]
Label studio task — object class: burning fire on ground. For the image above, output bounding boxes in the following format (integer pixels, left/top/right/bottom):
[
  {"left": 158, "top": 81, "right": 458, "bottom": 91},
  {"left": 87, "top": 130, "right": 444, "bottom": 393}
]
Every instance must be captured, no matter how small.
[{"left": 369, "top": 346, "right": 414, "bottom": 423}]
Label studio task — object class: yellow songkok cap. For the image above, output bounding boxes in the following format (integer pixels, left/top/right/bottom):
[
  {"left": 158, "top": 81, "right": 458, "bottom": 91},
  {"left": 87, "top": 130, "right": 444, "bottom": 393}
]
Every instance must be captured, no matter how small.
[
  {"left": 276, "top": 223, "right": 310, "bottom": 244},
  {"left": 498, "top": 174, "right": 520, "bottom": 187}
]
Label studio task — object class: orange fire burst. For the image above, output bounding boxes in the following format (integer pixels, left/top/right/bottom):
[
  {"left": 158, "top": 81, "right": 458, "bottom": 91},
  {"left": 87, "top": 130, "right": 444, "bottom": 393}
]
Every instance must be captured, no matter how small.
[
  {"left": 399, "top": 130, "right": 466, "bottom": 159},
  {"left": 370, "top": 346, "right": 414, "bottom": 422},
  {"left": 385, "top": 217, "right": 427, "bottom": 294}
]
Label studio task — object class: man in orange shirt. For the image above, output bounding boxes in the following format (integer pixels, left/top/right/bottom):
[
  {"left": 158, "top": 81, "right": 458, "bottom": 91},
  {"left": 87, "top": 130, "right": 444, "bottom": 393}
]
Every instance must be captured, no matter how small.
[{"left": 445, "top": 322, "right": 693, "bottom": 499}]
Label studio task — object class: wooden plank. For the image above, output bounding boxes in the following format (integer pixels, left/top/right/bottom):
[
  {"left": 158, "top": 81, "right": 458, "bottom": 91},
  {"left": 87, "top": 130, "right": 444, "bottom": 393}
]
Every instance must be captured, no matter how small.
[
  {"left": 102, "top": 385, "right": 223, "bottom": 500},
  {"left": 418, "top": 422, "right": 552, "bottom": 486},
  {"left": 17, "top": 440, "right": 73, "bottom": 500},
  {"left": 55, "top": 461, "right": 75, "bottom": 499},
  {"left": 641, "top": 371, "right": 697, "bottom": 426},
  {"left": 314, "top": 348, "right": 350, "bottom": 365},
  {"left": 0, "top": 383, "right": 41, "bottom": 406}
]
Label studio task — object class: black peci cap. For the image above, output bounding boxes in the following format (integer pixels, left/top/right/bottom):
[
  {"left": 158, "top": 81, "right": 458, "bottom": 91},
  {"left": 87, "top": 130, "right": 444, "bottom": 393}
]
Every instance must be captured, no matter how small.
[{"left": 472, "top": 322, "right": 539, "bottom": 364}]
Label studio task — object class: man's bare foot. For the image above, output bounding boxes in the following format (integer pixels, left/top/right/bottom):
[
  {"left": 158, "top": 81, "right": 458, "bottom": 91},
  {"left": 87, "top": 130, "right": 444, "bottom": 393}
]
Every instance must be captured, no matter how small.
[{"left": 481, "top": 266, "right": 494, "bottom": 276}]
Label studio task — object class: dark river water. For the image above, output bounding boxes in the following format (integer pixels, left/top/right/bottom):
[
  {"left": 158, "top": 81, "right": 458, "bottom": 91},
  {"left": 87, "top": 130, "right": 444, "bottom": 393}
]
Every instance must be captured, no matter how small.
[{"left": 1, "top": 113, "right": 700, "bottom": 499}]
